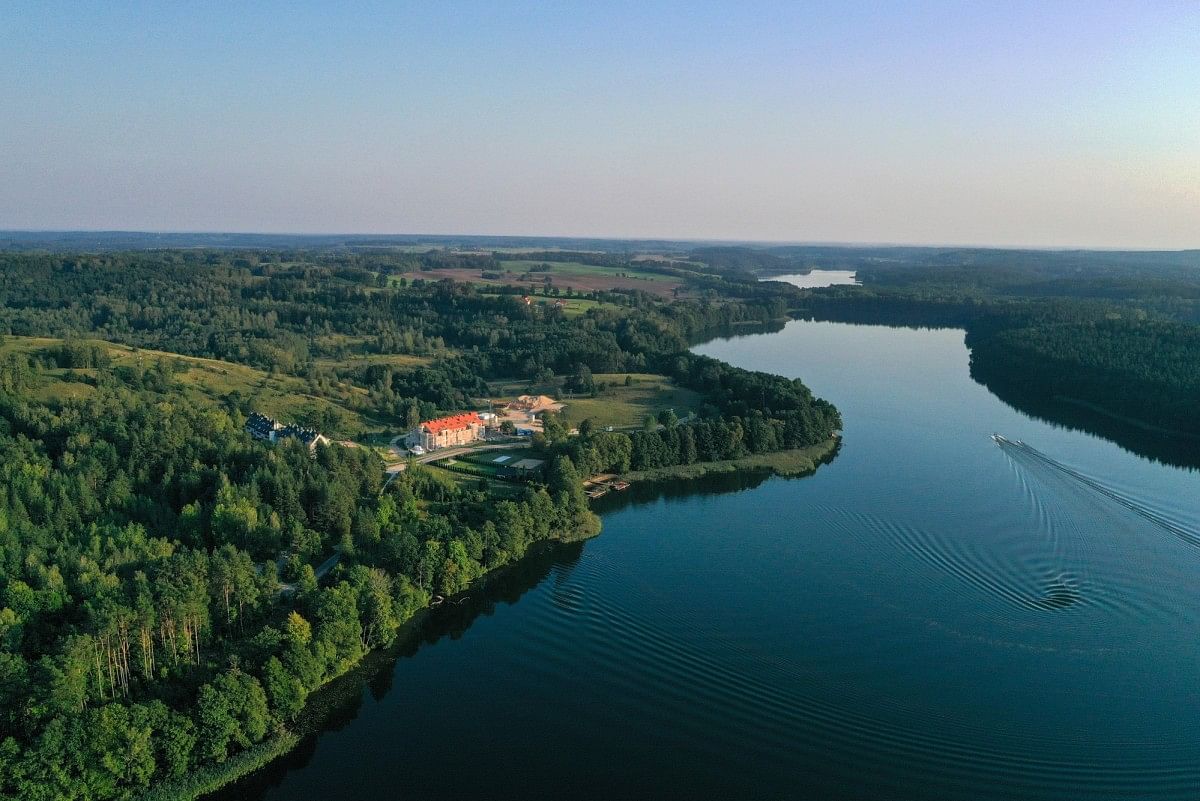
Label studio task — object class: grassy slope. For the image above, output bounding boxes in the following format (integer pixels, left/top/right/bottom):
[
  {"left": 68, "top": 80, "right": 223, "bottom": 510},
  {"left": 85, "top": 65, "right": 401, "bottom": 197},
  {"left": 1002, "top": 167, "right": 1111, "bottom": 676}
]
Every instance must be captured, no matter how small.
[
  {"left": 0, "top": 337, "right": 397, "bottom": 438},
  {"left": 313, "top": 351, "right": 435, "bottom": 371}
]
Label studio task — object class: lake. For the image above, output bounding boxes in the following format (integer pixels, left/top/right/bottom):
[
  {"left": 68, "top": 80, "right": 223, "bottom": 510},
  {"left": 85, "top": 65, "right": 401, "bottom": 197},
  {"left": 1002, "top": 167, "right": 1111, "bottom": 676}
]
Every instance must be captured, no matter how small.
[
  {"left": 762, "top": 269, "right": 860, "bottom": 288},
  {"left": 216, "top": 319, "right": 1200, "bottom": 801}
]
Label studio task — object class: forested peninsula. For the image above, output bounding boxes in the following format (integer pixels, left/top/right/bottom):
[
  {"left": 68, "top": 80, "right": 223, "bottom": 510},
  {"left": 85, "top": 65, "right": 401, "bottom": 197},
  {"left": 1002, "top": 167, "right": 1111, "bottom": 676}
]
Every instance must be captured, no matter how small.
[{"left": 0, "top": 249, "right": 840, "bottom": 800}]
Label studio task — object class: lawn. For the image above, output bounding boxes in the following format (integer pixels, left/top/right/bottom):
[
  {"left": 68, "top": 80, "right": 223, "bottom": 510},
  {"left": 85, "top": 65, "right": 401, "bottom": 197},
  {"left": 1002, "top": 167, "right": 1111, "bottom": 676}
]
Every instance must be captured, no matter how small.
[
  {"left": 483, "top": 373, "right": 700, "bottom": 431},
  {"left": 435, "top": 457, "right": 500, "bottom": 477},
  {"left": 457, "top": 447, "right": 537, "bottom": 466},
  {"left": 422, "top": 462, "right": 526, "bottom": 497},
  {"left": 429, "top": 447, "right": 546, "bottom": 495},
  {"left": 560, "top": 374, "right": 703, "bottom": 430}
]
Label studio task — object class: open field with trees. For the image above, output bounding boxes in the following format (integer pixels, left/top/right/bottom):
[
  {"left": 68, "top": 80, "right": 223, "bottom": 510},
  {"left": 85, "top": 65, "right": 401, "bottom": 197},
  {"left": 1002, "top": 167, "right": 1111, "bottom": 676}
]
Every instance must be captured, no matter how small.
[
  {"left": 482, "top": 371, "right": 703, "bottom": 431},
  {"left": 497, "top": 258, "right": 671, "bottom": 281},
  {"left": 395, "top": 254, "right": 688, "bottom": 298},
  {"left": 0, "top": 336, "right": 387, "bottom": 440},
  {"left": 559, "top": 374, "right": 703, "bottom": 430}
]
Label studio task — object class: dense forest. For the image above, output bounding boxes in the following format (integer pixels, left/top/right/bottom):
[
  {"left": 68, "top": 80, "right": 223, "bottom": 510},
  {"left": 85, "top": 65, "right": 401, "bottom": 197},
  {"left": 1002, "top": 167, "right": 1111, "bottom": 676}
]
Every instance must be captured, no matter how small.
[{"left": 0, "top": 249, "right": 840, "bottom": 800}]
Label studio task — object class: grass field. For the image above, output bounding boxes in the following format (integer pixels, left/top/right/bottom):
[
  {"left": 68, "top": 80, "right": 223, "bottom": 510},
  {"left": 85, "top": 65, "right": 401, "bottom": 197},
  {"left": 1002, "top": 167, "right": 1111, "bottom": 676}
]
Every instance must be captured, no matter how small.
[
  {"left": 423, "top": 462, "right": 526, "bottom": 497},
  {"left": 437, "top": 446, "right": 541, "bottom": 477},
  {"left": 528, "top": 295, "right": 613, "bottom": 318},
  {"left": 313, "top": 351, "right": 437, "bottom": 371},
  {"left": 554, "top": 373, "right": 703, "bottom": 430},
  {"left": 483, "top": 372, "right": 700, "bottom": 431},
  {"left": 457, "top": 447, "right": 537, "bottom": 465},
  {"left": 429, "top": 446, "right": 544, "bottom": 496},
  {"left": 497, "top": 259, "right": 668, "bottom": 282},
  {"left": 472, "top": 291, "right": 620, "bottom": 319},
  {"left": 436, "top": 457, "right": 500, "bottom": 477},
  {"left": 400, "top": 262, "right": 684, "bottom": 298},
  {"left": 0, "top": 336, "right": 387, "bottom": 438}
]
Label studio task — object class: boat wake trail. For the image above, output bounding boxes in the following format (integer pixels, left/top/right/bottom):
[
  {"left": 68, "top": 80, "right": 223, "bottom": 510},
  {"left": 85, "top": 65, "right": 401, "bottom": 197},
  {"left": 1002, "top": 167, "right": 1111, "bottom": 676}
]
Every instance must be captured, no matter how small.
[{"left": 992, "top": 435, "right": 1200, "bottom": 551}]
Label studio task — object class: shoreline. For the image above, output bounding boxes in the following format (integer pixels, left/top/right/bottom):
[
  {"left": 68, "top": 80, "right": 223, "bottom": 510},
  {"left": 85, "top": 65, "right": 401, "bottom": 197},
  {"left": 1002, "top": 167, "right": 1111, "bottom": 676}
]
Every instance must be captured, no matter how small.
[
  {"left": 157, "top": 538, "right": 597, "bottom": 801},
  {"left": 154, "top": 442, "right": 837, "bottom": 801},
  {"left": 618, "top": 437, "right": 840, "bottom": 484},
  {"left": 146, "top": 544, "right": 578, "bottom": 801},
  {"left": 1055, "top": 396, "right": 1200, "bottom": 440}
]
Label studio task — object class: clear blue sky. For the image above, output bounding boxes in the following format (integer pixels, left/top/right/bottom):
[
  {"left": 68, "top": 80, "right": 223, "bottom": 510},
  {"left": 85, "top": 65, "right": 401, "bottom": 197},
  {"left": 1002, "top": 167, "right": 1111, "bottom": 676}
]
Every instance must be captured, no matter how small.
[{"left": 2, "top": 1, "right": 1197, "bottom": 247}]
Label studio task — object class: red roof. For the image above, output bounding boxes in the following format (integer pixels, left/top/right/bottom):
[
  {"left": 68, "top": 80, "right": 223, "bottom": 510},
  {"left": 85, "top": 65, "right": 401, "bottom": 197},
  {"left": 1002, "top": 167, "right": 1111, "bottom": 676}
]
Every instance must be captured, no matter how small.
[{"left": 421, "top": 412, "right": 480, "bottom": 435}]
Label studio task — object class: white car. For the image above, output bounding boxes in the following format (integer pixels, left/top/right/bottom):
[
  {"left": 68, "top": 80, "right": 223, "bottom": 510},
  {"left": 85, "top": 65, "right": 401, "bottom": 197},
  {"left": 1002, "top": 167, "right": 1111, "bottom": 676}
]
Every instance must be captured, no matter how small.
[{"left": 410, "top": 445, "right": 425, "bottom": 456}]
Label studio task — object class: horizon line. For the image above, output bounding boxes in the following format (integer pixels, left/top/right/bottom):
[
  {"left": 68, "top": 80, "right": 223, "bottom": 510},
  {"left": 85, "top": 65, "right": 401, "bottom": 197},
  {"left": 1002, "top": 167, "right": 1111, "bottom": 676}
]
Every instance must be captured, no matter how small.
[{"left": 2, "top": 228, "right": 1198, "bottom": 254}]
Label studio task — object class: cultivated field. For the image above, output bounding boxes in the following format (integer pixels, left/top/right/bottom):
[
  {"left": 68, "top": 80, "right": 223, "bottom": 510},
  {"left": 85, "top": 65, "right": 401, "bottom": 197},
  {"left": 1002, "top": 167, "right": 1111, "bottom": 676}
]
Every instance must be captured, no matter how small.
[{"left": 401, "top": 262, "right": 684, "bottom": 298}]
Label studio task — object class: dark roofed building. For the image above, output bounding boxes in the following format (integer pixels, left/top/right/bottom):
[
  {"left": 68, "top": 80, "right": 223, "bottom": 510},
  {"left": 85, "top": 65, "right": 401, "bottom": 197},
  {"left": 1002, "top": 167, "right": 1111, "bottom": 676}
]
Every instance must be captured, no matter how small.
[
  {"left": 246, "top": 412, "right": 281, "bottom": 441},
  {"left": 245, "top": 412, "right": 329, "bottom": 453},
  {"left": 278, "top": 424, "right": 330, "bottom": 452}
]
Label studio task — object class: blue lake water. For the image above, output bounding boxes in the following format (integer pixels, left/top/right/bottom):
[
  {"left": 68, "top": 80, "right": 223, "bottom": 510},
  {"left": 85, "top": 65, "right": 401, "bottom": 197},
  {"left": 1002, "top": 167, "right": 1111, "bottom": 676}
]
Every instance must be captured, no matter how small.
[
  {"left": 762, "top": 269, "right": 859, "bottom": 288},
  {"left": 218, "top": 319, "right": 1200, "bottom": 801}
]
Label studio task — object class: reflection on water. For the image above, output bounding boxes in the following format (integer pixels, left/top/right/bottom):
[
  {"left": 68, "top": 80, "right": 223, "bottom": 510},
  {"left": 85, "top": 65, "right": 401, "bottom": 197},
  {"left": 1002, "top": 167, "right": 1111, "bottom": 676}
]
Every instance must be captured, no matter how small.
[
  {"left": 761, "top": 269, "right": 859, "bottom": 288},
  {"left": 215, "top": 318, "right": 1200, "bottom": 801},
  {"left": 791, "top": 300, "right": 1200, "bottom": 469},
  {"left": 973, "top": 358, "right": 1200, "bottom": 470},
  {"left": 208, "top": 540, "right": 584, "bottom": 801}
]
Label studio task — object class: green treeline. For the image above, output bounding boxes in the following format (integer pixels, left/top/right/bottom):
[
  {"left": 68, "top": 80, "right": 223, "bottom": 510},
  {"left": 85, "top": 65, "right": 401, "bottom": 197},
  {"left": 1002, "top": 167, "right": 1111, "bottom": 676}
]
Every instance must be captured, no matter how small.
[{"left": 967, "top": 318, "right": 1200, "bottom": 435}]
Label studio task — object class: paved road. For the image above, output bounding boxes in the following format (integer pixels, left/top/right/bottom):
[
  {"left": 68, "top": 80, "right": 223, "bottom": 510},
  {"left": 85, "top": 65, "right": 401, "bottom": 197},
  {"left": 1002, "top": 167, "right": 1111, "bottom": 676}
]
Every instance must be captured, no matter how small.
[
  {"left": 275, "top": 549, "right": 341, "bottom": 596},
  {"left": 314, "top": 551, "right": 341, "bottom": 579}
]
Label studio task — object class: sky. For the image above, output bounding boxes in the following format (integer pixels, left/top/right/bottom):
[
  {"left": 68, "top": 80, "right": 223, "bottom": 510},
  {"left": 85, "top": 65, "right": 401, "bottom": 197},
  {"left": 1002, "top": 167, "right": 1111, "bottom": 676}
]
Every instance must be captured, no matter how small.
[{"left": 1, "top": 1, "right": 1197, "bottom": 248}]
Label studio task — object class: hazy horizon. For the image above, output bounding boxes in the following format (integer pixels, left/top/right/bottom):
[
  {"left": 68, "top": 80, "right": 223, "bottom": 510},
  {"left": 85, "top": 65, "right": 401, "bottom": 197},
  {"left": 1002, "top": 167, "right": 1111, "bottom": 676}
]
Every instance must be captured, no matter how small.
[
  {"left": 3, "top": 2, "right": 1198, "bottom": 249},
  {"left": 5, "top": 227, "right": 1200, "bottom": 254}
]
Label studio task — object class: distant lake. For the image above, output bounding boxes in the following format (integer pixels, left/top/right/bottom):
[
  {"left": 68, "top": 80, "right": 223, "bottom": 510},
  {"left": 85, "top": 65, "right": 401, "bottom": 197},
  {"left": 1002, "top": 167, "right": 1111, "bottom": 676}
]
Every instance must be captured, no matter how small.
[
  {"left": 761, "top": 269, "right": 859, "bottom": 288},
  {"left": 217, "top": 319, "right": 1200, "bottom": 801}
]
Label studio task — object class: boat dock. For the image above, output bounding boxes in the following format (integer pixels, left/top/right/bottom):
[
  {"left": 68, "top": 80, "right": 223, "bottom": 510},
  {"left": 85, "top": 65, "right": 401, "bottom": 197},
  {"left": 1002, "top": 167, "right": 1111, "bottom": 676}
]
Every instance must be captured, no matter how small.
[{"left": 583, "top": 474, "right": 631, "bottom": 499}]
